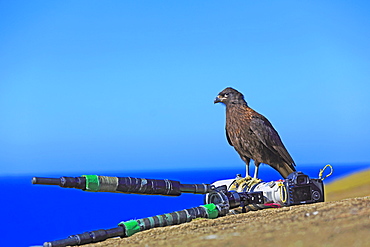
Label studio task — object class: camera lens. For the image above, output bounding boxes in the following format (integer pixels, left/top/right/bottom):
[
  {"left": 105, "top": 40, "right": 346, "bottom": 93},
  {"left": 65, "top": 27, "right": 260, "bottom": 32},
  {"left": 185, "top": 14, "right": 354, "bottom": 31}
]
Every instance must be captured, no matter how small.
[
  {"left": 226, "top": 191, "right": 241, "bottom": 208},
  {"left": 206, "top": 192, "right": 223, "bottom": 204},
  {"left": 204, "top": 189, "right": 229, "bottom": 206}
]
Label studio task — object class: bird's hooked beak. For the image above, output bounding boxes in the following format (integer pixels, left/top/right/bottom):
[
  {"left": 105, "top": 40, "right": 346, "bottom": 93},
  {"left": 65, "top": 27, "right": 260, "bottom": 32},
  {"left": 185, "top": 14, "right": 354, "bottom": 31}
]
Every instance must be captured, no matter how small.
[{"left": 214, "top": 95, "right": 225, "bottom": 104}]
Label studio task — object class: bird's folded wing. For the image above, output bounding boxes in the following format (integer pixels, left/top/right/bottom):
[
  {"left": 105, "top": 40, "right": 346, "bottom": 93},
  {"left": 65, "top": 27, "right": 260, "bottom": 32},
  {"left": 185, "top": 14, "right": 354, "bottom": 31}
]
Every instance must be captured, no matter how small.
[
  {"left": 225, "top": 128, "right": 234, "bottom": 146},
  {"left": 250, "top": 116, "right": 295, "bottom": 166}
]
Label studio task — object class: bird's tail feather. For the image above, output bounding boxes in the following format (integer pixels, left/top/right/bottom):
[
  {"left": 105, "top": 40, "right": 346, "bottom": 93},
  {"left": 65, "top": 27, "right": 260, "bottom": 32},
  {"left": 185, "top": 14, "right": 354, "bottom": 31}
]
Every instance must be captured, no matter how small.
[{"left": 275, "top": 163, "right": 296, "bottom": 179}]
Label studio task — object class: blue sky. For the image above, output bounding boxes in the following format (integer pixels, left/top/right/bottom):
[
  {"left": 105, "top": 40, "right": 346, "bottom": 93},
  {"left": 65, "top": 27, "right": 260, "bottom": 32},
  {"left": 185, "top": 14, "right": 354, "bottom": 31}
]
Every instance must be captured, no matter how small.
[{"left": 1, "top": 1, "right": 370, "bottom": 176}]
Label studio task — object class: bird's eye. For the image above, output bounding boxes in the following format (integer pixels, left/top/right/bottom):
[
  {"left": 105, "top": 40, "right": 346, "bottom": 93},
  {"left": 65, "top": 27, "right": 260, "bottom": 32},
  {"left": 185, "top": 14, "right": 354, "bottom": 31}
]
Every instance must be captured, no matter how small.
[{"left": 224, "top": 93, "right": 229, "bottom": 97}]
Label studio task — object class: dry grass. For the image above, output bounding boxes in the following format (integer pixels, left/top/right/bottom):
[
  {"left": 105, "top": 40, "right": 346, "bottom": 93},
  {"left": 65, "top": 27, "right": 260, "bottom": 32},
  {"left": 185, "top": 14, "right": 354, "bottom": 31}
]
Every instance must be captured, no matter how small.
[{"left": 325, "top": 168, "right": 370, "bottom": 201}]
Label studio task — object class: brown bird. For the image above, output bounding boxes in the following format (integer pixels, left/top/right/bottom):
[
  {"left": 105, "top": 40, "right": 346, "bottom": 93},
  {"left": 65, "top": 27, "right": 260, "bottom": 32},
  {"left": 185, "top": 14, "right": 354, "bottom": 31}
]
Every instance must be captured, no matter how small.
[{"left": 214, "top": 87, "right": 296, "bottom": 179}]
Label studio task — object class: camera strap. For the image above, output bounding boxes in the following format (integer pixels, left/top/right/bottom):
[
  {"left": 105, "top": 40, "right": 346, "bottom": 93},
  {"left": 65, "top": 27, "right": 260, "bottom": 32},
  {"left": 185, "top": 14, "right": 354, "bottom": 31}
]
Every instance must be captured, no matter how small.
[
  {"left": 278, "top": 182, "right": 287, "bottom": 204},
  {"left": 318, "top": 164, "right": 333, "bottom": 181}
]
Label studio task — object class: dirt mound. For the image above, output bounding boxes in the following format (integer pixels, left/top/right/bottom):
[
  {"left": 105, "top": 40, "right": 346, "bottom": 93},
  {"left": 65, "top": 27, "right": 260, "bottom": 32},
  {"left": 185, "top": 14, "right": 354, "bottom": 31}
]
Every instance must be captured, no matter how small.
[{"left": 85, "top": 196, "right": 370, "bottom": 247}]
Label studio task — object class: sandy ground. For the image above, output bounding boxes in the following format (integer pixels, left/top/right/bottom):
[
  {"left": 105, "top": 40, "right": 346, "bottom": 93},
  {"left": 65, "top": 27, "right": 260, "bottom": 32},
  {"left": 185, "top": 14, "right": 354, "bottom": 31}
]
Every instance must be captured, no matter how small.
[
  {"left": 84, "top": 196, "right": 370, "bottom": 247},
  {"left": 75, "top": 169, "right": 370, "bottom": 247}
]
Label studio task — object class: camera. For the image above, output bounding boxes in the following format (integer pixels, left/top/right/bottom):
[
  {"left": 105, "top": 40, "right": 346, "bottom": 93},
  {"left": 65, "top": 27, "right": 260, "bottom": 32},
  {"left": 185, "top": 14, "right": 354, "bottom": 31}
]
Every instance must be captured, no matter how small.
[
  {"left": 205, "top": 171, "right": 324, "bottom": 208},
  {"left": 282, "top": 171, "right": 324, "bottom": 206}
]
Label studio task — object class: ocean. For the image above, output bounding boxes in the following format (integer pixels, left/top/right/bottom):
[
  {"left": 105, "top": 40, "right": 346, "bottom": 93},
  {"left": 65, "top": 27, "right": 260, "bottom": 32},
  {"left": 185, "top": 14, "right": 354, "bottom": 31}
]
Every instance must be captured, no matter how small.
[{"left": 2, "top": 163, "right": 369, "bottom": 247}]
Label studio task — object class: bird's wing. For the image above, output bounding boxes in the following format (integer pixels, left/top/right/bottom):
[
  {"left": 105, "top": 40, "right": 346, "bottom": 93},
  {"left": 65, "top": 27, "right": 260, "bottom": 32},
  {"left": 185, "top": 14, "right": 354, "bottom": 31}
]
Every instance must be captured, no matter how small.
[
  {"left": 225, "top": 128, "right": 234, "bottom": 146},
  {"left": 249, "top": 115, "right": 295, "bottom": 166}
]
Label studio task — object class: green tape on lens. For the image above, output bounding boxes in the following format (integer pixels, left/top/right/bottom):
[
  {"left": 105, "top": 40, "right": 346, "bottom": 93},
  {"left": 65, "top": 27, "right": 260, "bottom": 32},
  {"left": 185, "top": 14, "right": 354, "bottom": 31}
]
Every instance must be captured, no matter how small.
[
  {"left": 119, "top": 220, "right": 141, "bottom": 237},
  {"left": 82, "top": 175, "right": 100, "bottom": 191},
  {"left": 201, "top": 203, "right": 219, "bottom": 219}
]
